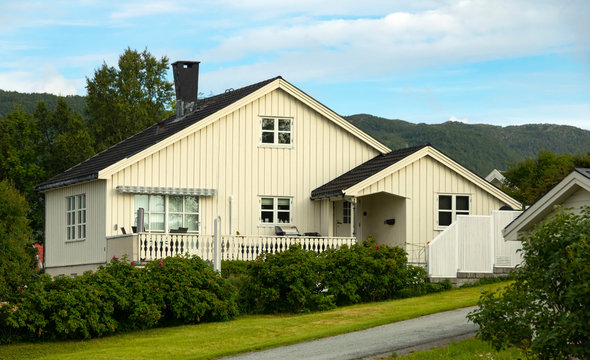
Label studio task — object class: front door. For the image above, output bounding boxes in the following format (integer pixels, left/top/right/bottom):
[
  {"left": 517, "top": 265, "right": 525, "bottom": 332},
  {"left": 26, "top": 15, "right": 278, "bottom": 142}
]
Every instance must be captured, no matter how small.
[{"left": 333, "top": 200, "right": 352, "bottom": 237}]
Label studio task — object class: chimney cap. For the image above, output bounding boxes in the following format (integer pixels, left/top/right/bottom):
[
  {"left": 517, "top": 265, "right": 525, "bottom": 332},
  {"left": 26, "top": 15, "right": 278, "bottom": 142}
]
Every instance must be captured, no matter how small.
[{"left": 172, "top": 60, "right": 200, "bottom": 67}]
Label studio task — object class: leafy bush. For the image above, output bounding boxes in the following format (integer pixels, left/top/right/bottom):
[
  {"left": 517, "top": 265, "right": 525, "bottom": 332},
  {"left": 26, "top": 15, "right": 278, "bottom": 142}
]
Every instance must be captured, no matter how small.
[
  {"left": 240, "top": 245, "right": 335, "bottom": 314},
  {"left": 468, "top": 207, "right": 590, "bottom": 359},
  {"left": 0, "top": 255, "right": 238, "bottom": 343},
  {"left": 0, "top": 180, "right": 38, "bottom": 302},
  {"left": 322, "top": 240, "right": 417, "bottom": 305}
]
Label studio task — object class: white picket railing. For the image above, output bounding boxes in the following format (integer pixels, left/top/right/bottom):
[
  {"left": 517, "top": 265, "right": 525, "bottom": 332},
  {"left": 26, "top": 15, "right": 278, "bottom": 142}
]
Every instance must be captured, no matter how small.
[{"left": 138, "top": 233, "right": 356, "bottom": 262}]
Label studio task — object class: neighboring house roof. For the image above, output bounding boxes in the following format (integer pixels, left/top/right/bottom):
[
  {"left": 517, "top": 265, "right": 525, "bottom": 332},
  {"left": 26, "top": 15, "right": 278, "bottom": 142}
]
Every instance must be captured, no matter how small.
[
  {"left": 485, "top": 169, "right": 505, "bottom": 188},
  {"left": 311, "top": 144, "right": 521, "bottom": 210},
  {"left": 36, "top": 76, "right": 390, "bottom": 192},
  {"left": 311, "top": 144, "right": 428, "bottom": 199},
  {"left": 503, "top": 168, "right": 590, "bottom": 241}
]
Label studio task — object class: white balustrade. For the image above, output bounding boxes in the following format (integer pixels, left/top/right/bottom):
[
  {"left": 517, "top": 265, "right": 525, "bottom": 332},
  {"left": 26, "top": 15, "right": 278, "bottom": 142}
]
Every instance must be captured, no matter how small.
[{"left": 137, "top": 233, "right": 356, "bottom": 263}]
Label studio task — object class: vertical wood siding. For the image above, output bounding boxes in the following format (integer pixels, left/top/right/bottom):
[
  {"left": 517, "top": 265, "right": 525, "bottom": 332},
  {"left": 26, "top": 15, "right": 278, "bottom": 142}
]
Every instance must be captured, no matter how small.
[
  {"left": 44, "top": 180, "right": 106, "bottom": 268},
  {"left": 355, "top": 156, "right": 507, "bottom": 259},
  {"left": 107, "top": 88, "right": 380, "bottom": 237}
]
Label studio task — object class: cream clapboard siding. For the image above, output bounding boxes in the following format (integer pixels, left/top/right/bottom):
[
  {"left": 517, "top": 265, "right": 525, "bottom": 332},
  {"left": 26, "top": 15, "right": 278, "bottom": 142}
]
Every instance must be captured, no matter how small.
[
  {"left": 106, "top": 88, "right": 379, "bottom": 237},
  {"left": 44, "top": 180, "right": 107, "bottom": 270},
  {"left": 354, "top": 155, "right": 507, "bottom": 258},
  {"left": 562, "top": 188, "right": 590, "bottom": 213}
]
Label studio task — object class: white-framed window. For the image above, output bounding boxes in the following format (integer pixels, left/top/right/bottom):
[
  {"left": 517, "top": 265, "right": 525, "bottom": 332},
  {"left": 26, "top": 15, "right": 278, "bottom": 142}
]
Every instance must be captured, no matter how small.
[
  {"left": 260, "top": 117, "right": 292, "bottom": 146},
  {"left": 260, "top": 197, "right": 292, "bottom": 225},
  {"left": 437, "top": 194, "right": 470, "bottom": 227},
  {"left": 66, "top": 194, "right": 86, "bottom": 241},
  {"left": 134, "top": 195, "right": 199, "bottom": 233},
  {"left": 343, "top": 201, "right": 351, "bottom": 224}
]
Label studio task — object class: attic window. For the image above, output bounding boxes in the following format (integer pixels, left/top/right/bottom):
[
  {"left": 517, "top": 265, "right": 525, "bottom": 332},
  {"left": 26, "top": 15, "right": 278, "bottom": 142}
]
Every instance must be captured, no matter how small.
[{"left": 260, "top": 117, "right": 292, "bottom": 146}]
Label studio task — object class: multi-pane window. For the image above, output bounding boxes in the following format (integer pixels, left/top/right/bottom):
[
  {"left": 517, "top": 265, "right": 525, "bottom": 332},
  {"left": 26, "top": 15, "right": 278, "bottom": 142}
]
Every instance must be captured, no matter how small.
[
  {"left": 438, "top": 194, "right": 470, "bottom": 226},
  {"left": 134, "top": 195, "right": 199, "bottom": 233},
  {"left": 343, "top": 201, "right": 351, "bottom": 224},
  {"left": 261, "top": 117, "right": 292, "bottom": 145},
  {"left": 66, "top": 194, "right": 86, "bottom": 241},
  {"left": 260, "top": 197, "right": 292, "bottom": 224}
]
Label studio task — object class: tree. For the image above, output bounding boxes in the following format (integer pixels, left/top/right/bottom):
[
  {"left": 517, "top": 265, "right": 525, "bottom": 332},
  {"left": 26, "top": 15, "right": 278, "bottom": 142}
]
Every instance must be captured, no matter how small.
[
  {"left": 0, "top": 180, "right": 38, "bottom": 301},
  {"left": 35, "top": 98, "right": 95, "bottom": 178},
  {"left": 85, "top": 48, "right": 174, "bottom": 151},
  {"left": 0, "top": 106, "right": 45, "bottom": 241},
  {"left": 468, "top": 207, "right": 590, "bottom": 359},
  {"left": 502, "top": 150, "right": 590, "bottom": 206}
]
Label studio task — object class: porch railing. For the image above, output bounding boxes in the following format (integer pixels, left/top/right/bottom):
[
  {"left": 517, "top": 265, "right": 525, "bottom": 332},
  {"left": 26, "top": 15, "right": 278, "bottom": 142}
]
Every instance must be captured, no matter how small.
[{"left": 137, "top": 233, "right": 356, "bottom": 262}]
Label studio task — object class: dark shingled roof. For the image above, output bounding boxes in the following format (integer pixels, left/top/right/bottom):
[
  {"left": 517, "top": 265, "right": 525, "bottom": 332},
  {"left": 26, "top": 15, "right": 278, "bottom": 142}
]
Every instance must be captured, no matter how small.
[
  {"left": 36, "top": 76, "right": 282, "bottom": 192},
  {"left": 575, "top": 168, "right": 590, "bottom": 180},
  {"left": 311, "top": 144, "right": 429, "bottom": 199}
]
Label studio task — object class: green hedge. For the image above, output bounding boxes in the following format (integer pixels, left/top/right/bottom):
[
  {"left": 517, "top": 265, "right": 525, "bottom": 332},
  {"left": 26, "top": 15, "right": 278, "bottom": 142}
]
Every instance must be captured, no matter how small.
[
  {"left": 2, "top": 242, "right": 451, "bottom": 343},
  {"left": 0, "top": 255, "right": 237, "bottom": 343}
]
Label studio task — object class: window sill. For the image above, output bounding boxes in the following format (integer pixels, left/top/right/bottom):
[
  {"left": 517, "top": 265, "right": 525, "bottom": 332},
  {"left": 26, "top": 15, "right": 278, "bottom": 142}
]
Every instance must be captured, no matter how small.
[
  {"left": 65, "top": 239, "right": 86, "bottom": 243},
  {"left": 259, "top": 144, "right": 294, "bottom": 149},
  {"left": 258, "top": 223, "right": 292, "bottom": 228}
]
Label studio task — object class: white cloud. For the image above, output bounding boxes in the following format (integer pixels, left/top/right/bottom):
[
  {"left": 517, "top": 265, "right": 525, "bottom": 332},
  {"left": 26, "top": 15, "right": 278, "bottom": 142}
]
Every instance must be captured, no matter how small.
[
  {"left": 449, "top": 115, "right": 468, "bottom": 123},
  {"left": 200, "top": 0, "right": 585, "bottom": 82},
  {"left": 0, "top": 66, "right": 82, "bottom": 95}
]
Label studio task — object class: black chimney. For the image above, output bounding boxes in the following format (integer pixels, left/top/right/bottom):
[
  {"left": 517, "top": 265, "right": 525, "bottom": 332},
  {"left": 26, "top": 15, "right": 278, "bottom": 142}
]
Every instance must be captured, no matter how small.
[{"left": 171, "top": 61, "right": 200, "bottom": 118}]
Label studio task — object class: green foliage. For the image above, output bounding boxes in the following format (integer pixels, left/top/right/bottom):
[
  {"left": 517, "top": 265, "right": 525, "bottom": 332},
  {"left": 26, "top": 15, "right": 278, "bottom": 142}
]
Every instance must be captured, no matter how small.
[
  {"left": 0, "top": 180, "right": 38, "bottom": 302},
  {"left": 240, "top": 245, "right": 334, "bottom": 314},
  {"left": 86, "top": 47, "right": 174, "bottom": 151},
  {"left": 502, "top": 150, "right": 590, "bottom": 206},
  {"left": 322, "top": 241, "right": 414, "bottom": 305},
  {"left": 345, "top": 114, "right": 590, "bottom": 176},
  {"left": 0, "top": 255, "right": 238, "bottom": 343},
  {"left": 468, "top": 207, "right": 590, "bottom": 359},
  {"left": 0, "top": 89, "right": 85, "bottom": 120},
  {"left": 35, "top": 99, "right": 95, "bottom": 178}
]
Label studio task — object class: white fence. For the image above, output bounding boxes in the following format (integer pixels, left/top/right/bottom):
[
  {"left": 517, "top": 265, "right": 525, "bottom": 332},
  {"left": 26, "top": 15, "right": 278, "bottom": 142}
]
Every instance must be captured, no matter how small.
[
  {"left": 138, "top": 233, "right": 356, "bottom": 262},
  {"left": 427, "top": 211, "right": 522, "bottom": 278}
]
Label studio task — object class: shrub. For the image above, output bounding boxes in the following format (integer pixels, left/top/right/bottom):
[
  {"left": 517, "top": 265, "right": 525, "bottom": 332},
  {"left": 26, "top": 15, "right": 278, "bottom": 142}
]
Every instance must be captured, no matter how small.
[
  {"left": 0, "top": 255, "right": 238, "bottom": 343},
  {"left": 468, "top": 207, "right": 590, "bottom": 358},
  {"left": 240, "top": 245, "right": 335, "bottom": 314},
  {"left": 322, "top": 240, "right": 413, "bottom": 305}
]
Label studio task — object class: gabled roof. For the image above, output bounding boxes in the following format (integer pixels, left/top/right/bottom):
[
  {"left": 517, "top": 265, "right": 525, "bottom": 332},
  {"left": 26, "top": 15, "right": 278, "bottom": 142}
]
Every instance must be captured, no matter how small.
[
  {"left": 503, "top": 168, "right": 590, "bottom": 241},
  {"left": 311, "top": 144, "right": 428, "bottom": 199},
  {"left": 36, "top": 76, "right": 389, "bottom": 192},
  {"left": 36, "top": 77, "right": 282, "bottom": 192},
  {"left": 311, "top": 144, "right": 521, "bottom": 210}
]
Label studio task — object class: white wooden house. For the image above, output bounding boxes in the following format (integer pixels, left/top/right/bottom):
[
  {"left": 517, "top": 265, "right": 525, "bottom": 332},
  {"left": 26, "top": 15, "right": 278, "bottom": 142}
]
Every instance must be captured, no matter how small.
[
  {"left": 503, "top": 168, "right": 590, "bottom": 241},
  {"left": 36, "top": 61, "right": 521, "bottom": 276}
]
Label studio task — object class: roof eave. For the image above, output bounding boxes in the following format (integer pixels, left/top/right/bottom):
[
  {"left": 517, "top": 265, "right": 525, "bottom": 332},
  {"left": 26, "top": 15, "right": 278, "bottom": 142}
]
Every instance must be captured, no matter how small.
[{"left": 35, "top": 173, "right": 99, "bottom": 193}]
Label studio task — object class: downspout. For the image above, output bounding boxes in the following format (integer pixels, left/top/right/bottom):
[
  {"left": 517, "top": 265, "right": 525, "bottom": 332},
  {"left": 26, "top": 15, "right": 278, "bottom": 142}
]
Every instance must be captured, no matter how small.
[{"left": 229, "top": 195, "right": 234, "bottom": 235}]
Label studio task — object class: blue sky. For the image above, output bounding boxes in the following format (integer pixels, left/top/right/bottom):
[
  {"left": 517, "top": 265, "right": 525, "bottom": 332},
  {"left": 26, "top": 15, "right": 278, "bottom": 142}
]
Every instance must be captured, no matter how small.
[{"left": 1, "top": 0, "right": 589, "bottom": 129}]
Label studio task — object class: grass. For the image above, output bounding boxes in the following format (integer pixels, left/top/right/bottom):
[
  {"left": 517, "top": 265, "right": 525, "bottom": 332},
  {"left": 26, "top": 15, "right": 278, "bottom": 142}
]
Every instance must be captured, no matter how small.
[
  {"left": 394, "top": 338, "right": 523, "bottom": 359},
  {"left": 0, "top": 282, "right": 509, "bottom": 360}
]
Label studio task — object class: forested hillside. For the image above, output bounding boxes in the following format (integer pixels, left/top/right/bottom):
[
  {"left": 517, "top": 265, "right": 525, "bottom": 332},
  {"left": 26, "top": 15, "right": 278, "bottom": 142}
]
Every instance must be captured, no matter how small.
[
  {"left": 0, "top": 89, "right": 86, "bottom": 118},
  {"left": 345, "top": 114, "right": 590, "bottom": 175},
  {"left": 1, "top": 90, "right": 589, "bottom": 177}
]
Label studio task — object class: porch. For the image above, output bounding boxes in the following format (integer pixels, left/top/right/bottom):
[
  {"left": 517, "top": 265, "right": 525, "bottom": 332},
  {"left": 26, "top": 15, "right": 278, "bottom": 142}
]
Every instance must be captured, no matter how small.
[{"left": 106, "top": 233, "right": 356, "bottom": 264}]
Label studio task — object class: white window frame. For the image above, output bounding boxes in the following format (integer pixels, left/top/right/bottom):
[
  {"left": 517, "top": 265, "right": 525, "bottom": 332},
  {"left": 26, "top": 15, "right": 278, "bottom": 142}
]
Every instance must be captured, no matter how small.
[
  {"left": 134, "top": 195, "right": 200, "bottom": 233},
  {"left": 66, "top": 194, "right": 86, "bottom": 241},
  {"left": 259, "top": 196, "right": 293, "bottom": 226},
  {"left": 343, "top": 201, "right": 351, "bottom": 224},
  {"left": 436, "top": 194, "right": 470, "bottom": 229},
  {"left": 259, "top": 116, "right": 293, "bottom": 147}
]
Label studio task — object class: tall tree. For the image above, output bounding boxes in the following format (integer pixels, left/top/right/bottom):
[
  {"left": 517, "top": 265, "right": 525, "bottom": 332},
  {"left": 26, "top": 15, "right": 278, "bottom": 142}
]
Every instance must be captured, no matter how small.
[
  {"left": 85, "top": 48, "right": 174, "bottom": 151},
  {"left": 35, "top": 98, "right": 95, "bottom": 178},
  {"left": 0, "top": 180, "right": 38, "bottom": 301},
  {"left": 502, "top": 150, "right": 590, "bottom": 206}
]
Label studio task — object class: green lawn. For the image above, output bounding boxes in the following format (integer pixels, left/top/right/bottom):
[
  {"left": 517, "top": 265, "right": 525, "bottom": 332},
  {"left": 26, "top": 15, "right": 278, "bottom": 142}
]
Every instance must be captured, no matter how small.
[
  {"left": 396, "top": 338, "right": 522, "bottom": 359},
  {"left": 0, "top": 282, "right": 509, "bottom": 360}
]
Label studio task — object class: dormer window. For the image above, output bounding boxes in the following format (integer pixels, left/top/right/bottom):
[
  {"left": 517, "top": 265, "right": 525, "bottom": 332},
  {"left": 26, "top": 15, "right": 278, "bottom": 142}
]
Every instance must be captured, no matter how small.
[{"left": 260, "top": 117, "right": 292, "bottom": 146}]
